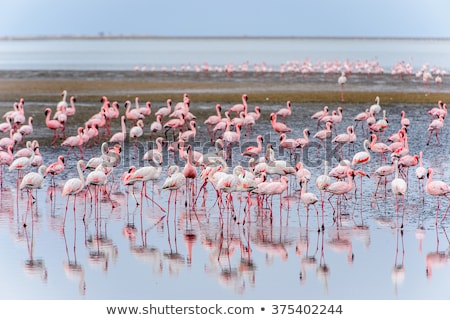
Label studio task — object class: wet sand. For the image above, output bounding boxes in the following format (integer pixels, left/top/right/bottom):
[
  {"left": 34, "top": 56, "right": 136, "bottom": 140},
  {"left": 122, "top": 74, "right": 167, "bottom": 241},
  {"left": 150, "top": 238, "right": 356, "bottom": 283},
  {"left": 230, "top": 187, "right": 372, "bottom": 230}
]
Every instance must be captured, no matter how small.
[{"left": 0, "top": 70, "right": 449, "bottom": 105}]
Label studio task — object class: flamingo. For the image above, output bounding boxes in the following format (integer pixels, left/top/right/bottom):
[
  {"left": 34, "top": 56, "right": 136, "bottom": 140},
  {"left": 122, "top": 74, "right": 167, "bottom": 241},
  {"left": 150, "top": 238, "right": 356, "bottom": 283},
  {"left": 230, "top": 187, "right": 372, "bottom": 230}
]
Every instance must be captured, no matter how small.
[
  {"left": 315, "top": 160, "right": 331, "bottom": 225},
  {"left": 416, "top": 151, "right": 427, "bottom": 196},
  {"left": 313, "top": 121, "right": 333, "bottom": 150},
  {"left": 204, "top": 104, "right": 222, "bottom": 127},
  {"left": 372, "top": 159, "right": 397, "bottom": 196},
  {"left": 391, "top": 159, "right": 407, "bottom": 227},
  {"left": 299, "top": 177, "right": 320, "bottom": 232},
  {"left": 9, "top": 147, "right": 35, "bottom": 179},
  {"left": 109, "top": 115, "right": 127, "bottom": 144},
  {"left": 154, "top": 99, "right": 172, "bottom": 124},
  {"left": 162, "top": 165, "right": 186, "bottom": 215},
  {"left": 276, "top": 100, "right": 292, "bottom": 122},
  {"left": 338, "top": 71, "right": 347, "bottom": 101},
  {"left": 241, "top": 135, "right": 264, "bottom": 158},
  {"left": 45, "top": 108, "right": 64, "bottom": 146},
  {"left": 229, "top": 93, "right": 248, "bottom": 116},
  {"left": 270, "top": 112, "right": 292, "bottom": 134},
  {"left": 222, "top": 122, "right": 242, "bottom": 160},
  {"left": 0, "top": 144, "right": 13, "bottom": 187},
  {"left": 19, "top": 165, "right": 47, "bottom": 227},
  {"left": 369, "top": 96, "right": 381, "bottom": 114},
  {"left": 45, "top": 155, "right": 65, "bottom": 186},
  {"left": 18, "top": 116, "right": 33, "bottom": 138},
  {"left": 246, "top": 106, "right": 261, "bottom": 122},
  {"left": 332, "top": 125, "right": 354, "bottom": 157},
  {"left": 426, "top": 168, "right": 450, "bottom": 225},
  {"left": 137, "top": 99, "right": 152, "bottom": 117},
  {"left": 128, "top": 156, "right": 165, "bottom": 212},
  {"left": 183, "top": 145, "right": 198, "bottom": 208},
  {"left": 61, "top": 127, "right": 84, "bottom": 158},
  {"left": 57, "top": 90, "right": 69, "bottom": 111},
  {"left": 353, "top": 108, "right": 370, "bottom": 133},
  {"left": 66, "top": 96, "right": 76, "bottom": 117},
  {"left": 426, "top": 115, "right": 445, "bottom": 145},
  {"left": 125, "top": 100, "right": 145, "bottom": 125},
  {"left": 311, "top": 106, "right": 329, "bottom": 128},
  {"left": 179, "top": 120, "right": 197, "bottom": 142},
  {"left": 62, "top": 159, "right": 85, "bottom": 227},
  {"left": 369, "top": 133, "right": 392, "bottom": 162},
  {"left": 400, "top": 110, "right": 410, "bottom": 128},
  {"left": 143, "top": 137, "right": 164, "bottom": 164},
  {"left": 0, "top": 116, "right": 13, "bottom": 133},
  {"left": 129, "top": 119, "right": 144, "bottom": 145},
  {"left": 149, "top": 114, "right": 163, "bottom": 138},
  {"left": 325, "top": 169, "right": 358, "bottom": 215}
]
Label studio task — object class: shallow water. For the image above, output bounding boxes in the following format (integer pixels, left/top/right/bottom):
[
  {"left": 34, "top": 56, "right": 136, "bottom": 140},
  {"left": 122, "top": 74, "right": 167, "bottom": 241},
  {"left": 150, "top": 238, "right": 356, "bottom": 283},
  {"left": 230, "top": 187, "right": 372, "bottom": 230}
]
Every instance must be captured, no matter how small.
[{"left": 0, "top": 94, "right": 450, "bottom": 300}]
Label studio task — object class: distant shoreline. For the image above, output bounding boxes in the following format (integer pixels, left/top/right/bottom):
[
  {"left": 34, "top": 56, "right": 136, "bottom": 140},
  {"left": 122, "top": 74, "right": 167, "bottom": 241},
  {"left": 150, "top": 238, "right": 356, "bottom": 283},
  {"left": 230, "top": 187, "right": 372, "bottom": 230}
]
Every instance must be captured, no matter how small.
[{"left": 1, "top": 34, "right": 450, "bottom": 41}]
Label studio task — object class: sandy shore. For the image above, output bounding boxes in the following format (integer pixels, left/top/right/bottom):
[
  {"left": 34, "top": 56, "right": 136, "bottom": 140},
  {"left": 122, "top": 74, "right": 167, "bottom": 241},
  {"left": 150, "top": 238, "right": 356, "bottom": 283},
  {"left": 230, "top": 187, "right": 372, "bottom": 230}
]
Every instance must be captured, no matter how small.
[{"left": 0, "top": 70, "right": 449, "bottom": 105}]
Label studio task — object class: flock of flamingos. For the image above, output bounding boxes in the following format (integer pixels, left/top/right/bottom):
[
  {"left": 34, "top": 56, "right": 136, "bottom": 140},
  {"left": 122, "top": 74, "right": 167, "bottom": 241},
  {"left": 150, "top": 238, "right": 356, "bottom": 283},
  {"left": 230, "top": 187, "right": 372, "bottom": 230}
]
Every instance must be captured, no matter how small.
[{"left": 0, "top": 89, "right": 449, "bottom": 234}]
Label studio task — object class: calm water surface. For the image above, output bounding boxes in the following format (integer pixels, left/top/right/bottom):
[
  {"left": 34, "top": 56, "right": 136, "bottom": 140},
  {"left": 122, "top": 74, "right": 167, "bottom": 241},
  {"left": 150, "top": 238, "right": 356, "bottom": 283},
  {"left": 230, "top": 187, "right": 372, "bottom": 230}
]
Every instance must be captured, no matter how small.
[
  {"left": 0, "top": 96, "right": 449, "bottom": 300},
  {"left": 0, "top": 37, "right": 450, "bottom": 71}
]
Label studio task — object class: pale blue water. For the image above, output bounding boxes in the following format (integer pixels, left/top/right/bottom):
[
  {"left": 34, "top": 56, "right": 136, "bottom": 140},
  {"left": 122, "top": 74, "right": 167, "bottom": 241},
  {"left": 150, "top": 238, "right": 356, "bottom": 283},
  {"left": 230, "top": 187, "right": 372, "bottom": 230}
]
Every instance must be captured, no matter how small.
[{"left": 0, "top": 37, "right": 449, "bottom": 72}]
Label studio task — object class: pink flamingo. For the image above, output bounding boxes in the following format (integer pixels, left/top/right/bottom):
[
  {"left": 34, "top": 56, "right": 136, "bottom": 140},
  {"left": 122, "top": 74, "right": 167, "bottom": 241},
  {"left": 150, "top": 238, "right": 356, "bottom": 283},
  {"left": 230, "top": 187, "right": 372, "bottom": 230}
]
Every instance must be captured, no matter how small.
[
  {"left": 299, "top": 177, "right": 320, "bottom": 232},
  {"left": 183, "top": 145, "right": 198, "bottom": 208},
  {"left": 400, "top": 110, "right": 410, "bottom": 128},
  {"left": 372, "top": 160, "right": 396, "bottom": 196},
  {"left": 179, "top": 120, "right": 197, "bottom": 142},
  {"left": 369, "top": 96, "right": 381, "bottom": 114},
  {"left": 125, "top": 100, "right": 145, "bottom": 125},
  {"left": 222, "top": 122, "right": 242, "bottom": 160},
  {"left": 276, "top": 100, "right": 292, "bottom": 122},
  {"left": 136, "top": 98, "right": 152, "bottom": 117},
  {"left": 270, "top": 112, "right": 292, "bottom": 134},
  {"left": 45, "top": 108, "right": 64, "bottom": 146},
  {"left": 19, "top": 165, "right": 47, "bottom": 222},
  {"left": 164, "top": 114, "right": 185, "bottom": 140},
  {"left": 154, "top": 99, "right": 172, "bottom": 125},
  {"left": 127, "top": 157, "right": 165, "bottom": 212},
  {"left": 65, "top": 96, "right": 76, "bottom": 117},
  {"left": 109, "top": 115, "right": 127, "bottom": 144},
  {"left": 61, "top": 127, "right": 85, "bottom": 158},
  {"left": 149, "top": 114, "right": 163, "bottom": 138},
  {"left": 311, "top": 105, "right": 329, "bottom": 128},
  {"left": 426, "top": 115, "right": 445, "bottom": 145},
  {"left": 242, "top": 135, "right": 264, "bottom": 158},
  {"left": 45, "top": 154, "right": 65, "bottom": 180},
  {"left": 426, "top": 168, "right": 450, "bottom": 225},
  {"left": 313, "top": 121, "right": 332, "bottom": 151},
  {"left": 369, "top": 133, "right": 392, "bottom": 163},
  {"left": 416, "top": 151, "right": 427, "bottom": 196},
  {"left": 325, "top": 169, "right": 358, "bottom": 216},
  {"left": 353, "top": 108, "right": 370, "bottom": 133},
  {"left": 143, "top": 137, "right": 164, "bottom": 164},
  {"left": 62, "top": 159, "right": 85, "bottom": 227},
  {"left": 18, "top": 116, "right": 33, "bottom": 137},
  {"left": 315, "top": 160, "right": 330, "bottom": 226},
  {"left": 229, "top": 93, "right": 248, "bottom": 116},
  {"left": 162, "top": 165, "right": 186, "bottom": 217},
  {"left": 391, "top": 159, "right": 407, "bottom": 227},
  {"left": 0, "top": 144, "right": 14, "bottom": 188},
  {"left": 204, "top": 104, "right": 223, "bottom": 141},
  {"left": 129, "top": 119, "right": 144, "bottom": 145}
]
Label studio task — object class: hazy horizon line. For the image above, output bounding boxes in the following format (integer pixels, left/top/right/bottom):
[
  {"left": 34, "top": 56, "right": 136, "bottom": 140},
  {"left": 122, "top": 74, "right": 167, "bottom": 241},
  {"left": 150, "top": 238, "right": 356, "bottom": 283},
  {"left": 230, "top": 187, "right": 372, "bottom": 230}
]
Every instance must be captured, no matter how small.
[{"left": 1, "top": 34, "right": 450, "bottom": 41}]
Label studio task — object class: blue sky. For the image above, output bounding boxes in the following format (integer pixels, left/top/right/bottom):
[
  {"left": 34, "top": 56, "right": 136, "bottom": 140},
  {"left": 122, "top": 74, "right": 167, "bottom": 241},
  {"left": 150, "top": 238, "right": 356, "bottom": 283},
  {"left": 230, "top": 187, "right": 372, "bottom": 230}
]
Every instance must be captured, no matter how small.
[{"left": 0, "top": 0, "right": 449, "bottom": 38}]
